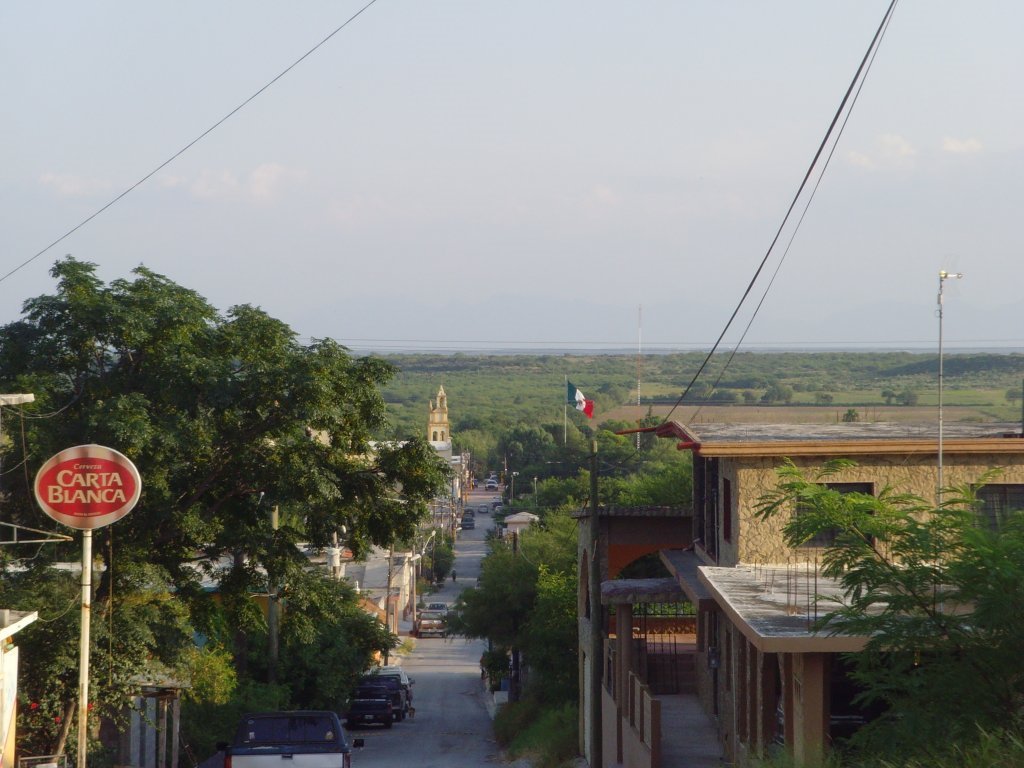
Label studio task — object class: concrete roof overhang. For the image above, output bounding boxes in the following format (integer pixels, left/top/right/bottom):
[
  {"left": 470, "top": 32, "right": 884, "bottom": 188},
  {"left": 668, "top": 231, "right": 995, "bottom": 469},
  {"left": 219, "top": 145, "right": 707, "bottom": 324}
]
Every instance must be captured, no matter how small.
[
  {"left": 571, "top": 505, "right": 691, "bottom": 520},
  {"left": 630, "top": 420, "right": 1024, "bottom": 459},
  {"left": 698, "top": 564, "right": 869, "bottom": 654},
  {"left": 660, "top": 549, "right": 716, "bottom": 611},
  {"left": 601, "top": 577, "right": 684, "bottom": 606}
]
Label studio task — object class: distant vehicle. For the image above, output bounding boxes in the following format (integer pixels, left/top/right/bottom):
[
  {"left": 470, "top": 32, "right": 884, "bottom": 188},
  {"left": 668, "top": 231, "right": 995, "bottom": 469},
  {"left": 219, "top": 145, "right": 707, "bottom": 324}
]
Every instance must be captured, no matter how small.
[
  {"left": 484, "top": 478, "right": 498, "bottom": 490},
  {"left": 414, "top": 610, "right": 446, "bottom": 638},
  {"left": 476, "top": 505, "right": 489, "bottom": 514},
  {"left": 218, "top": 710, "right": 364, "bottom": 768},
  {"left": 425, "top": 602, "right": 448, "bottom": 613},
  {"left": 463, "top": 509, "right": 475, "bottom": 519},
  {"left": 461, "top": 517, "right": 475, "bottom": 530}
]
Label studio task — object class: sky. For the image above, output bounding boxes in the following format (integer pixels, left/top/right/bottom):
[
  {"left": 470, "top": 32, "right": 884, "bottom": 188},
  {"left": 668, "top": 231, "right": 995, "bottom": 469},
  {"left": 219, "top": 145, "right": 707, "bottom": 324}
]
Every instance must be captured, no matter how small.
[{"left": 3, "top": 1, "right": 1023, "bottom": 355}]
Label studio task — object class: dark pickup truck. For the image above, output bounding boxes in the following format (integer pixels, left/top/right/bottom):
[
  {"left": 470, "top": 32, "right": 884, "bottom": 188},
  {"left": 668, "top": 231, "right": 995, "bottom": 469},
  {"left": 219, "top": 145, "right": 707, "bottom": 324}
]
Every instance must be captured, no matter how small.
[
  {"left": 345, "top": 685, "right": 394, "bottom": 729},
  {"left": 357, "top": 674, "right": 409, "bottom": 721},
  {"left": 218, "top": 710, "right": 362, "bottom": 768}
]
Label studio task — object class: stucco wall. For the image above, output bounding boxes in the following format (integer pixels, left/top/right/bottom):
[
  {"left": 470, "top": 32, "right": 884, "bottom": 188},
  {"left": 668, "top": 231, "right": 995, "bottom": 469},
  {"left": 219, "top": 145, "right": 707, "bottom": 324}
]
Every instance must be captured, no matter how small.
[
  {"left": 601, "top": 685, "right": 622, "bottom": 768},
  {"left": 731, "top": 452, "right": 1024, "bottom": 564}
]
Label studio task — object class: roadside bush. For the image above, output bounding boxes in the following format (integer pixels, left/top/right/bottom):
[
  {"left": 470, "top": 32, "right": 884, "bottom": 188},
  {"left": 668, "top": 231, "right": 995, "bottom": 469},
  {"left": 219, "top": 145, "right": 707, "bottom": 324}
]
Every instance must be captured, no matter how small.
[
  {"left": 495, "top": 700, "right": 578, "bottom": 768},
  {"left": 493, "top": 699, "right": 537, "bottom": 746}
]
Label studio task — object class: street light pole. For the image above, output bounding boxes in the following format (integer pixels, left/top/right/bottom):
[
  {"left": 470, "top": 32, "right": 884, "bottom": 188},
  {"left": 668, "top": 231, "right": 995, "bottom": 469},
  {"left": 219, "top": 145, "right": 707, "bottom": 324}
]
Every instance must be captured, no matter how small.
[
  {"left": 937, "top": 270, "right": 963, "bottom": 500},
  {"left": 511, "top": 471, "right": 519, "bottom": 505}
]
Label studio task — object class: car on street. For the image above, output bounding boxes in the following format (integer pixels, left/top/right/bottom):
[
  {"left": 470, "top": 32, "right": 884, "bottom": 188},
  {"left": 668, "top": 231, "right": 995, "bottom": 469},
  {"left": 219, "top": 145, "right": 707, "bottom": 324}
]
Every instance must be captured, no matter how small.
[
  {"left": 358, "top": 674, "right": 408, "bottom": 721},
  {"left": 425, "top": 602, "right": 448, "bottom": 613},
  {"left": 414, "top": 610, "right": 446, "bottom": 637},
  {"left": 460, "top": 517, "right": 475, "bottom": 530},
  {"left": 346, "top": 685, "right": 394, "bottom": 729}
]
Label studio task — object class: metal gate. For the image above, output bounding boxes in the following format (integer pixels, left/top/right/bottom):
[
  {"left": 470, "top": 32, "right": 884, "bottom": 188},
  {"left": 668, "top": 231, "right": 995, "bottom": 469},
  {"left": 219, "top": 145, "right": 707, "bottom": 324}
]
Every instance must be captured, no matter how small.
[{"left": 633, "top": 602, "right": 697, "bottom": 695}]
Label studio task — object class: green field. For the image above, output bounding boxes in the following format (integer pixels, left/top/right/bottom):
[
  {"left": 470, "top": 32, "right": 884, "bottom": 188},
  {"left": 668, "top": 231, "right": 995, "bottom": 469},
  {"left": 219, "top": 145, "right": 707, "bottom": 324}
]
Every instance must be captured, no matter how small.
[{"left": 377, "top": 351, "right": 1024, "bottom": 437}]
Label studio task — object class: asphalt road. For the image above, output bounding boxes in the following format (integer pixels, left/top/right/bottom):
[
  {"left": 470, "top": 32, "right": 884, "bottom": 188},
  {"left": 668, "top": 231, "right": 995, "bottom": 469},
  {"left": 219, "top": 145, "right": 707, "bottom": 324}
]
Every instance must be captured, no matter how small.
[{"left": 347, "top": 490, "right": 505, "bottom": 768}]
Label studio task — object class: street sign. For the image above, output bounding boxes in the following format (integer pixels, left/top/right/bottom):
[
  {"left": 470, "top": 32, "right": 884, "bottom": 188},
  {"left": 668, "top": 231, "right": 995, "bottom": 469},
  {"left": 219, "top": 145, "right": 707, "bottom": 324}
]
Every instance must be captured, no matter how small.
[{"left": 34, "top": 444, "right": 142, "bottom": 530}]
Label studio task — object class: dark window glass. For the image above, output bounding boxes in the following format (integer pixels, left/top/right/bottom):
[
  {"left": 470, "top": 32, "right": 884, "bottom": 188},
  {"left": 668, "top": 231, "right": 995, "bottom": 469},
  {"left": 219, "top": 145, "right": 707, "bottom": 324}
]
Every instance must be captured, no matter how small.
[{"left": 975, "top": 484, "right": 1024, "bottom": 531}]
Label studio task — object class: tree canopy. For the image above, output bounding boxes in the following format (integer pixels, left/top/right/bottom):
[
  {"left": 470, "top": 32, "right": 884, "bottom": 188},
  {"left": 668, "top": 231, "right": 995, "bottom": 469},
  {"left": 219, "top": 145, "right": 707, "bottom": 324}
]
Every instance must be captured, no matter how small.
[{"left": 0, "top": 259, "right": 449, "bottom": 757}]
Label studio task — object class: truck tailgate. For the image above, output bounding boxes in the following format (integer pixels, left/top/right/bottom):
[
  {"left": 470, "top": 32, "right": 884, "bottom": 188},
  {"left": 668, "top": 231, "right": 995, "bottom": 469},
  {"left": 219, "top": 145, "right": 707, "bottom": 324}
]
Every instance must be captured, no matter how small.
[{"left": 229, "top": 752, "right": 347, "bottom": 768}]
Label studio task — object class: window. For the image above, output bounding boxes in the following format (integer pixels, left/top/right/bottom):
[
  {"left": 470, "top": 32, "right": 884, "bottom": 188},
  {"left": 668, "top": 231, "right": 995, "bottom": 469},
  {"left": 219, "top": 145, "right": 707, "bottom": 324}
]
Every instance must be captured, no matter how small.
[
  {"left": 798, "top": 482, "right": 873, "bottom": 548},
  {"left": 975, "top": 484, "right": 1024, "bottom": 531}
]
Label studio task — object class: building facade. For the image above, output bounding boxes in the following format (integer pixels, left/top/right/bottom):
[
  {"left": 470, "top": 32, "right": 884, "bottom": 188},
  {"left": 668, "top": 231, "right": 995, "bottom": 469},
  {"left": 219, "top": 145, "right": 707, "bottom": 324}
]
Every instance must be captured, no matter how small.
[{"left": 580, "top": 420, "right": 1024, "bottom": 767}]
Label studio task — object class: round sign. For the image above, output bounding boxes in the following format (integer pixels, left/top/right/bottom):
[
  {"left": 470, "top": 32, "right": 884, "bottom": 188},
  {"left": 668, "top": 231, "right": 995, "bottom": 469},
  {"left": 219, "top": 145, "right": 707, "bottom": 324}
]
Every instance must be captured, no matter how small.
[{"left": 34, "top": 444, "right": 142, "bottom": 530}]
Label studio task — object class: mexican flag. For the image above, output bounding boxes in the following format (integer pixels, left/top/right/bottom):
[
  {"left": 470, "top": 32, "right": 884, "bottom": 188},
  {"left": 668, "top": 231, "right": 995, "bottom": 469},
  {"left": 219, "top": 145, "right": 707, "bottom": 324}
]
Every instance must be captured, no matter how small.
[{"left": 567, "top": 380, "right": 595, "bottom": 419}]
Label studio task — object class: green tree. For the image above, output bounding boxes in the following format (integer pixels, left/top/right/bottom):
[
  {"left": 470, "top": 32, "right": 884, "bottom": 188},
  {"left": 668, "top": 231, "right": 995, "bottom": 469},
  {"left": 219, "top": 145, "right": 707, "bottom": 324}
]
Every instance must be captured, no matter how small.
[
  {"left": 496, "top": 424, "right": 557, "bottom": 480},
  {"left": 0, "top": 259, "right": 449, "bottom": 755},
  {"left": 1006, "top": 387, "right": 1022, "bottom": 404},
  {"left": 881, "top": 387, "right": 896, "bottom": 405},
  {"left": 761, "top": 382, "right": 794, "bottom": 404},
  {"left": 896, "top": 387, "right": 919, "bottom": 406},
  {"left": 521, "top": 567, "right": 578, "bottom": 705},
  {"left": 756, "top": 461, "right": 1024, "bottom": 761}
]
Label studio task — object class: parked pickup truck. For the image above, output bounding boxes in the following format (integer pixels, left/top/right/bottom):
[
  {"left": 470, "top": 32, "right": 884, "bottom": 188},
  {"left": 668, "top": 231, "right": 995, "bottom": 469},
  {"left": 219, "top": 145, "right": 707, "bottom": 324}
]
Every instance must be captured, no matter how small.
[
  {"left": 413, "top": 610, "right": 446, "bottom": 638},
  {"left": 357, "top": 674, "right": 408, "bottom": 721},
  {"left": 218, "top": 711, "right": 362, "bottom": 768},
  {"left": 345, "top": 685, "right": 394, "bottom": 729}
]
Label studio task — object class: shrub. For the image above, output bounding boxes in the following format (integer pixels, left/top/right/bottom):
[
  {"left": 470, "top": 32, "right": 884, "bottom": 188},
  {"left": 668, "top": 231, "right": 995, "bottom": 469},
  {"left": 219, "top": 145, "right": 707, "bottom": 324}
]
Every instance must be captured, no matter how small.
[{"left": 495, "top": 700, "right": 578, "bottom": 768}]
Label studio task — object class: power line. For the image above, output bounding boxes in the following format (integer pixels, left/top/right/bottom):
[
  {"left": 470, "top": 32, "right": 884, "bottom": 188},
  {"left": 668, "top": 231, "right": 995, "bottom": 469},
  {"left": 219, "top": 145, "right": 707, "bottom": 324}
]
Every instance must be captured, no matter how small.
[
  {"left": 0, "top": 0, "right": 382, "bottom": 287},
  {"left": 690, "top": 4, "right": 898, "bottom": 423},
  {"left": 662, "top": 0, "right": 901, "bottom": 424}
]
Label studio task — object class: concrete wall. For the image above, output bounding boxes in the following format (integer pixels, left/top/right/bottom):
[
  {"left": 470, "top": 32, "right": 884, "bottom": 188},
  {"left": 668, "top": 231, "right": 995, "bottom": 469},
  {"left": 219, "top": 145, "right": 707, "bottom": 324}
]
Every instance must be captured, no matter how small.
[
  {"left": 601, "top": 685, "right": 621, "bottom": 768},
  {"left": 606, "top": 516, "right": 692, "bottom": 577},
  {"left": 730, "top": 452, "right": 1024, "bottom": 565},
  {"left": 620, "top": 673, "right": 659, "bottom": 768}
]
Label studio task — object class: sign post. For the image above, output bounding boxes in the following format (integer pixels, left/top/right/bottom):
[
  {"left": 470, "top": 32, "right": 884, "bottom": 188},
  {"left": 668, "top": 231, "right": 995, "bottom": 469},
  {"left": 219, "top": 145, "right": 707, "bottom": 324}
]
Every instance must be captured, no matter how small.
[{"left": 34, "top": 445, "right": 142, "bottom": 768}]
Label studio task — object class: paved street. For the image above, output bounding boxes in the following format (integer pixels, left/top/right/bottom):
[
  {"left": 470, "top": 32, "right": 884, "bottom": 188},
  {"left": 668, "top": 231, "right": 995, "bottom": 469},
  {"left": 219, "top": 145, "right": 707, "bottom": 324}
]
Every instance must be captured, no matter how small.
[{"left": 349, "top": 489, "right": 509, "bottom": 768}]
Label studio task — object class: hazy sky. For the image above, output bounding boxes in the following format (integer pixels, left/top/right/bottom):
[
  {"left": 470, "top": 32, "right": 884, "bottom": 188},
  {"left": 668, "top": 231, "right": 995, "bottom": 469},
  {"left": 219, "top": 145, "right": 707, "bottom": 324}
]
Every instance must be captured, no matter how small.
[{"left": 3, "top": 2, "right": 1022, "bottom": 354}]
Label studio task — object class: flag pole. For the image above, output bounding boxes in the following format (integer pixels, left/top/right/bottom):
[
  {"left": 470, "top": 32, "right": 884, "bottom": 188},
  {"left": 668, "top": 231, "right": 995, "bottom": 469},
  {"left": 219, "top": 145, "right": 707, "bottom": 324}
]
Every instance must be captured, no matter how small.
[{"left": 563, "top": 375, "right": 567, "bottom": 444}]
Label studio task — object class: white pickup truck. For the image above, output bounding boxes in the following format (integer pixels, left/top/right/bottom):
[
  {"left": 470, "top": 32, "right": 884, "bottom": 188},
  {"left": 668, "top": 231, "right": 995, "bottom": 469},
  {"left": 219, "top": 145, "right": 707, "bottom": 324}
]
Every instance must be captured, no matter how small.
[{"left": 219, "top": 711, "right": 363, "bottom": 768}]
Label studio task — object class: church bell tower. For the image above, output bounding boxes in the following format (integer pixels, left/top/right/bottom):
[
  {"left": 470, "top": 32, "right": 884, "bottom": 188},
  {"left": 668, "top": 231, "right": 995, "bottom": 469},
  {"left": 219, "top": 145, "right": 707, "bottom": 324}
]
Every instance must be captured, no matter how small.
[{"left": 428, "top": 386, "right": 449, "bottom": 443}]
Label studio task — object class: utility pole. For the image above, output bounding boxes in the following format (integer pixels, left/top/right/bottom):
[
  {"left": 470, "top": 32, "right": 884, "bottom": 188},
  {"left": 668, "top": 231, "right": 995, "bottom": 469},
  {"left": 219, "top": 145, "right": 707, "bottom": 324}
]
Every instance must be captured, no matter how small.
[
  {"left": 384, "top": 541, "right": 395, "bottom": 665},
  {"left": 268, "top": 506, "right": 279, "bottom": 683},
  {"left": 588, "top": 439, "right": 602, "bottom": 768},
  {"left": 510, "top": 530, "right": 520, "bottom": 702}
]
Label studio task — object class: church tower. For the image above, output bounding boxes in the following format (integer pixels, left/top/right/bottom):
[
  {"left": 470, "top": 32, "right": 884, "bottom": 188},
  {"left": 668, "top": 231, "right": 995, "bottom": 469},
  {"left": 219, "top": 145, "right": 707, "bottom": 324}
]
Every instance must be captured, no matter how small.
[{"left": 428, "top": 386, "right": 450, "bottom": 444}]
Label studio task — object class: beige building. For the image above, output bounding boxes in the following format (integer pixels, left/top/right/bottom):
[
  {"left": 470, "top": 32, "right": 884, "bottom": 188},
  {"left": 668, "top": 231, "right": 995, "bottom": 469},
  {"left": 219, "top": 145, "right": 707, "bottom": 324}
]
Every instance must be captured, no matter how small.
[{"left": 579, "top": 420, "right": 1024, "bottom": 768}]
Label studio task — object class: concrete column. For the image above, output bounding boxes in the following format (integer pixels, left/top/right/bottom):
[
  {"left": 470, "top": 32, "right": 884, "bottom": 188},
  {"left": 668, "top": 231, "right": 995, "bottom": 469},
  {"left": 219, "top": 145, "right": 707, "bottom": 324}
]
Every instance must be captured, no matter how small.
[
  {"left": 616, "top": 604, "right": 634, "bottom": 709},
  {"left": 792, "top": 653, "right": 827, "bottom": 767}
]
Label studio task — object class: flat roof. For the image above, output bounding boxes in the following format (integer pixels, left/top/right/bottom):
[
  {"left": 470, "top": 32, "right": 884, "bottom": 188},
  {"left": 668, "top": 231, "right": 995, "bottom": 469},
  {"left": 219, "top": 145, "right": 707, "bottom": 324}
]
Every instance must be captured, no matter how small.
[
  {"left": 698, "top": 564, "right": 868, "bottom": 653},
  {"left": 660, "top": 549, "right": 715, "bottom": 609},
  {"left": 572, "top": 505, "right": 691, "bottom": 520},
  {"left": 601, "top": 577, "right": 684, "bottom": 606},
  {"left": 655, "top": 420, "right": 1024, "bottom": 458}
]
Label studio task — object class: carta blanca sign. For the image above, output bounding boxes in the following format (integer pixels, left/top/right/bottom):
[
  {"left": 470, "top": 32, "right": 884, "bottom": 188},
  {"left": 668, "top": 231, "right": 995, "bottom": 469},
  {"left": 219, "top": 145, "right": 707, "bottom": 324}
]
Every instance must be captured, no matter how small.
[{"left": 34, "top": 444, "right": 142, "bottom": 530}]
